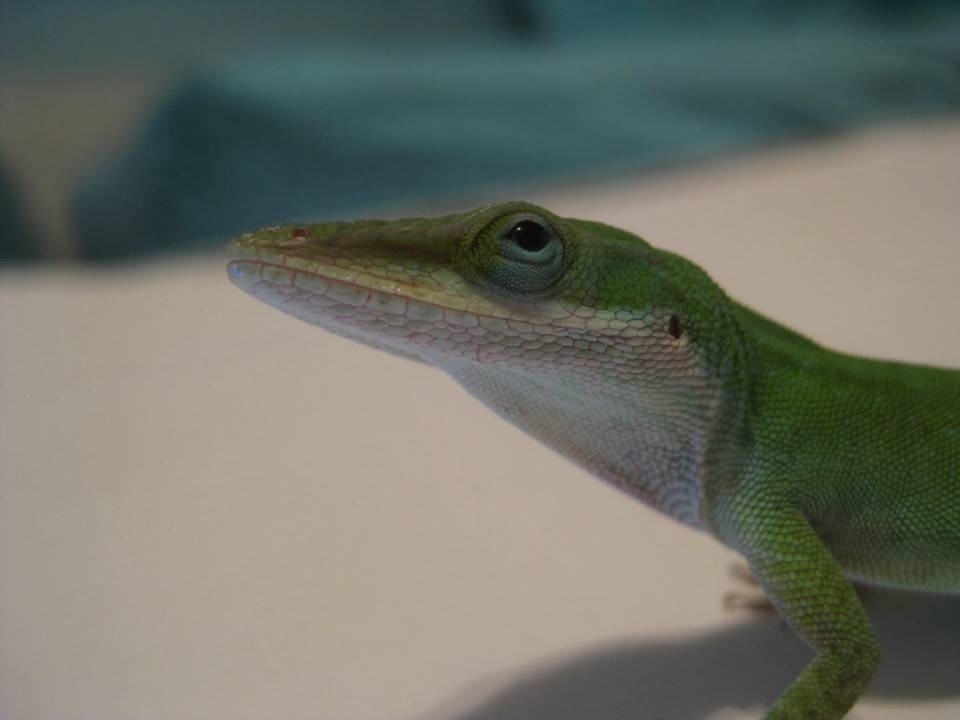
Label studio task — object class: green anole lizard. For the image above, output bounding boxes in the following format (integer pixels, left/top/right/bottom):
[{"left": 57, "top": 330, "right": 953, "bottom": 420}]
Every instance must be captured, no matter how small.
[{"left": 227, "top": 201, "right": 959, "bottom": 719}]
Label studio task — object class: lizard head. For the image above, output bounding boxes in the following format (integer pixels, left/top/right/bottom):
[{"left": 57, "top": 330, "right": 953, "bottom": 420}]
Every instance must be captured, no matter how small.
[
  {"left": 226, "top": 200, "right": 716, "bottom": 374},
  {"left": 227, "top": 201, "right": 742, "bottom": 524}
]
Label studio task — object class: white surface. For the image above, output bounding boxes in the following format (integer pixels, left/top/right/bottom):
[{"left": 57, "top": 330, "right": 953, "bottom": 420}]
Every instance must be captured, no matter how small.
[{"left": 3, "top": 120, "right": 959, "bottom": 720}]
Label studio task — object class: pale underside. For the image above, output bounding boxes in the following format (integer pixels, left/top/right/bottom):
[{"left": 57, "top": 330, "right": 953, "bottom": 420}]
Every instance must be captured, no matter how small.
[{"left": 228, "top": 249, "right": 724, "bottom": 528}]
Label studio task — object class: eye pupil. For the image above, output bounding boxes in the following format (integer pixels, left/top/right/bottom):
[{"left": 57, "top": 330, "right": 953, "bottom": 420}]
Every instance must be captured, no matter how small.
[{"left": 508, "top": 220, "right": 550, "bottom": 253}]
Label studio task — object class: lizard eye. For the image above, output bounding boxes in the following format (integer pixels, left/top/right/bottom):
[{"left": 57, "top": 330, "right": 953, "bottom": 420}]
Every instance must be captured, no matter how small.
[
  {"left": 464, "top": 210, "right": 568, "bottom": 297},
  {"left": 499, "top": 218, "right": 562, "bottom": 266}
]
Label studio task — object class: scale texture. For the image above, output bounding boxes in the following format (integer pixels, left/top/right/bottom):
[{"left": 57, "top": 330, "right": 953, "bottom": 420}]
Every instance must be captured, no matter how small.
[{"left": 228, "top": 201, "right": 959, "bottom": 719}]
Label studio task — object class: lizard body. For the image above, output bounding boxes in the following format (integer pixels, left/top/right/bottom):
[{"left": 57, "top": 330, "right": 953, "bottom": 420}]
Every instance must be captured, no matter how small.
[{"left": 227, "top": 201, "right": 959, "bottom": 719}]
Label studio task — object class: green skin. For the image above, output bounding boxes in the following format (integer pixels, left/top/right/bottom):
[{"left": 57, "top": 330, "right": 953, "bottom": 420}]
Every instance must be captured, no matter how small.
[{"left": 227, "top": 201, "right": 959, "bottom": 719}]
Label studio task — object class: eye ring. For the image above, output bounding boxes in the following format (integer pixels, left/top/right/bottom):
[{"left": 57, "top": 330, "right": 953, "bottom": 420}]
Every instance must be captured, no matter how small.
[
  {"left": 497, "top": 216, "right": 562, "bottom": 268},
  {"left": 461, "top": 209, "right": 569, "bottom": 298}
]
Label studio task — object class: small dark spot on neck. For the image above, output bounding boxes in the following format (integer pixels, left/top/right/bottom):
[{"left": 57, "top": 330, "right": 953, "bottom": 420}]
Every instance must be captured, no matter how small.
[{"left": 668, "top": 314, "right": 683, "bottom": 339}]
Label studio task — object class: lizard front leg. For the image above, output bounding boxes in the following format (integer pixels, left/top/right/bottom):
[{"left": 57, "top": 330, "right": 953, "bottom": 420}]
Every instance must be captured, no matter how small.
[{"left": 732, "top": 496, "right": 880, "bottom": 719}]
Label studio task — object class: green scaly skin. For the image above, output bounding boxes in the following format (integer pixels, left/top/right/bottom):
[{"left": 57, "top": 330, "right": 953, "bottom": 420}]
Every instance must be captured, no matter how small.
[{"left": 227, "top": 201, "right": 960, "bottom": 719}]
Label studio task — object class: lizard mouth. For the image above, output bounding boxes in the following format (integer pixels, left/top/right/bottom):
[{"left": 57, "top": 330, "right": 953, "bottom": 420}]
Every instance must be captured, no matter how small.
[
  {"left": 227, "top": 253, "right": 496, "bottom": 364},
  {"left": 226, "top": 227, "right": 587, "bottom": 369},
  {"left": 228, "top": 257, "right": 464, "bottom": 326},
  {"left": 227, "top": 226, "right": 486, "bottom": 315}
]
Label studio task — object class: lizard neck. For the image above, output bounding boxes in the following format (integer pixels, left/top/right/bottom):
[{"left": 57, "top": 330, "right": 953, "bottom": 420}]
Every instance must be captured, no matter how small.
[{"left": 443, "top": 341, "right": 733, "bottom": 528}]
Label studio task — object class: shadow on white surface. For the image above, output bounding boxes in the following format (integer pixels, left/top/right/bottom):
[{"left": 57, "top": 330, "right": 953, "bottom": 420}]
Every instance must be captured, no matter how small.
[{"left": 417, "top": 591, "right": 960, "bottom": 720}]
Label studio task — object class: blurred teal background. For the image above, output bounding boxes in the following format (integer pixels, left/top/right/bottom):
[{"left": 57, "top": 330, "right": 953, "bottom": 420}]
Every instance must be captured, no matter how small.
[
  {"left": 1, "top": 0, "right": 959, "bottom": 260},
  {"left": 3, "top": 6, "right": 960, "bottom": 720}
]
